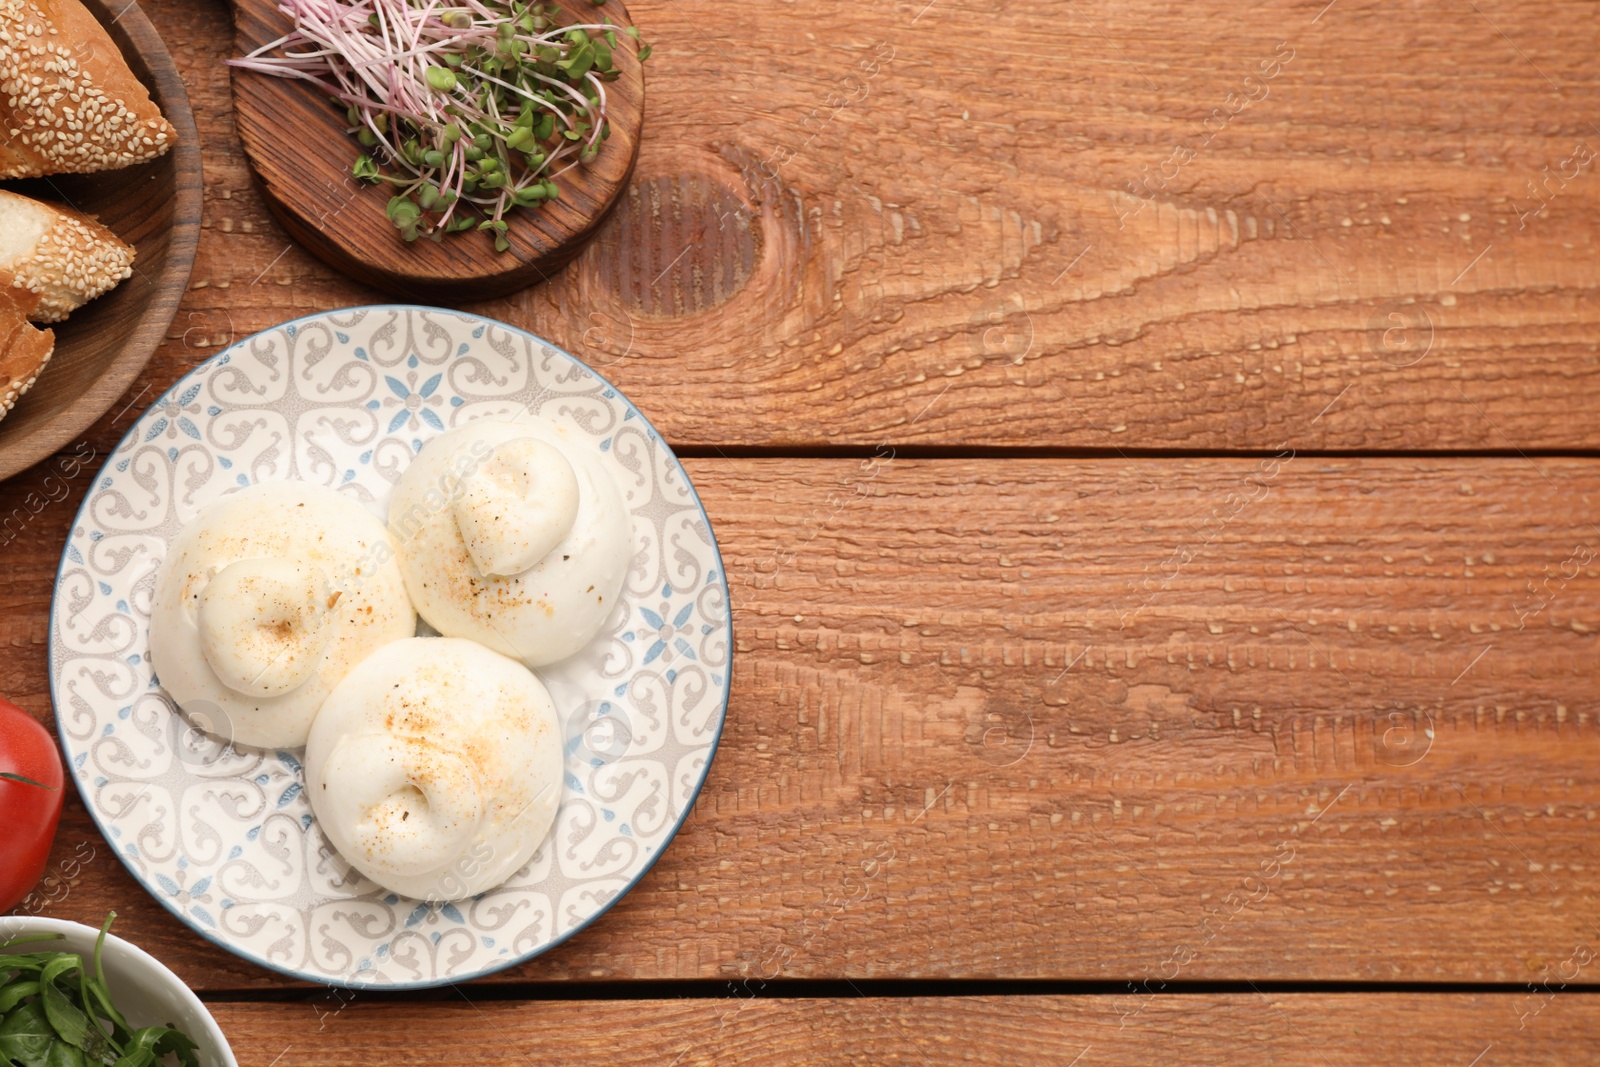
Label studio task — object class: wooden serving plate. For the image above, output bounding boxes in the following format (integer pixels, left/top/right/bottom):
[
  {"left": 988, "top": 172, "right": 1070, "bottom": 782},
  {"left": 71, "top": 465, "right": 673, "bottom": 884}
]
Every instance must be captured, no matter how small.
[
  {"left": 229, "top": 0, "right": 644, "bottom": 300},
  {"left": 0, "top": 0, "right": 203, "bottom": 484}
]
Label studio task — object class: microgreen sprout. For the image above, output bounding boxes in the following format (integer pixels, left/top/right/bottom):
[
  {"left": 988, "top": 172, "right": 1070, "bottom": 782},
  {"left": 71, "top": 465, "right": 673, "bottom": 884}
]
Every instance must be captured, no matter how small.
[{"left": 228, "top": 0, "right": 648, "bottom": 250}]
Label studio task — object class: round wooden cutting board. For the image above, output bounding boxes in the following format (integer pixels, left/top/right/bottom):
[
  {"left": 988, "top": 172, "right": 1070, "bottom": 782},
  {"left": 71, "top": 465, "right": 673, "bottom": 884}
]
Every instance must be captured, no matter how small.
[{"left": 228, "top": 0, "right": 643, "bottom": 300}]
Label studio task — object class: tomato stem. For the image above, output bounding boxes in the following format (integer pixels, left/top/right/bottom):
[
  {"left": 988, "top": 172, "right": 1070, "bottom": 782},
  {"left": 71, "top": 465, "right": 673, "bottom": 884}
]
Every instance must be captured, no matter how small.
[{"left": 0, "top": 770, "right": 55, "bottom": 789}]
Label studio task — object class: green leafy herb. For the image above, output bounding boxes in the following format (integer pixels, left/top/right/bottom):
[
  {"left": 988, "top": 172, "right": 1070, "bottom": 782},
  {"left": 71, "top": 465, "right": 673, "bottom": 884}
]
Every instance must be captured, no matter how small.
[
  {"left": 0, "top": 1000, "right": 55, "bottom": 1067},
  {"left": 0, "top": 915, "right": 200, "bottom": 1067}
]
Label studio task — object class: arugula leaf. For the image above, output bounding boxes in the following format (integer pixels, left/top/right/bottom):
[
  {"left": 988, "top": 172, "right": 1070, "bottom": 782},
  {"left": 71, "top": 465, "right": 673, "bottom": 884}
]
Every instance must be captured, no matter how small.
[
  {"left": 0, "top": 917, "right": 201, "bottom": 1067},
  {"left": 0, "top": 1000, "right": 58, "bottom": 1067},
  {"left": 108, "top": 1026, "right": 198, "bottom": 1067},
  {"left": 80, "top": 979, "right": 129, "bottom": 1053},
  {"left": 43, "top": 1039, "right": 86, "bottom": 1067},
  {"left": 152, "top": 1028, "right": 199, "bottom": 1067},
  {"left": 39, "top": 957, "right": 95, "bottom": 1051},
  {"left": 0, "top": 956, "right": 54, "bottom": 974},
  {"left": 0, "top": 982, "right": 39, "bottom": 1016},
  {"left": 108, "top": 1027, "right": 172, "bottom": 1067}
]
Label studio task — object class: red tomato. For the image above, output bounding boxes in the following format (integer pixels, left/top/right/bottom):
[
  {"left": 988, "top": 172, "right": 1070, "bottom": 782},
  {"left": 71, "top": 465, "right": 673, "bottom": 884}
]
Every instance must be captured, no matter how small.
[{"left": 0, "top": 697, "right": 65, "bottom": 913}]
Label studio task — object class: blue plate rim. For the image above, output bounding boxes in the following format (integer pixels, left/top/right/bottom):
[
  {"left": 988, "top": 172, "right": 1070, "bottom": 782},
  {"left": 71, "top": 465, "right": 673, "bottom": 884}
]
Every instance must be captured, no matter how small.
[{"left": 48, "top": 304, "right": 732, "bottom": 990}]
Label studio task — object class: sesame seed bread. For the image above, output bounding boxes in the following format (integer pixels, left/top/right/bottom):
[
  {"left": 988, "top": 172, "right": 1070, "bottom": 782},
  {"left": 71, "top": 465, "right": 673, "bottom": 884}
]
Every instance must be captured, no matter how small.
[
  {"left": 0, "top": 187, "right": 134, "bottom": 323},
  {"left": 0, "top": 289, "right": 54, "bottom": 418},
  {"left": 0, "top": 0, "right": 176, "bottom": 178}
]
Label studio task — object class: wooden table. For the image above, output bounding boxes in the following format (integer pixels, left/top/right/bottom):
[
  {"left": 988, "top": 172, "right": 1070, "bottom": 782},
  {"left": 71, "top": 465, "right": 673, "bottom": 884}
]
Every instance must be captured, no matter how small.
[{"left": 5, "top": 0, "right": 1600, "bottom": 1061}]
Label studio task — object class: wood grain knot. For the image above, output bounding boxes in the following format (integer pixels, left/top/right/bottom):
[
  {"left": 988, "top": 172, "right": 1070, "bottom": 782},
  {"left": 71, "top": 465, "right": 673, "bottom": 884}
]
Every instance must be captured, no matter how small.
[{"left": 607, "top": 174, "right": 757, "bottom": 316}]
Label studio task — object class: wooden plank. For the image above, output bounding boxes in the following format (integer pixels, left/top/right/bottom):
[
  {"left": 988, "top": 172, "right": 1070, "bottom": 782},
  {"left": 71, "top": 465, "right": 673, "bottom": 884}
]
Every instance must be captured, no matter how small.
[
  {"left": 119, "top": 0, "right": 1600, "bottom": 450},
  {"left": 8, "top": 456, "right": 1600, "bottom": 987},
  {"left": 207, "top": 995, "right": 1600, "bottom": 1065}
]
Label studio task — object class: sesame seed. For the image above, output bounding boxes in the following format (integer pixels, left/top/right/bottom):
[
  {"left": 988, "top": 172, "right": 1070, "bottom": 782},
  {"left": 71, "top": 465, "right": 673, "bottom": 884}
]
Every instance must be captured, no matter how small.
[{"left": 0, "top": 0, "right": 176, "bottom": 177}]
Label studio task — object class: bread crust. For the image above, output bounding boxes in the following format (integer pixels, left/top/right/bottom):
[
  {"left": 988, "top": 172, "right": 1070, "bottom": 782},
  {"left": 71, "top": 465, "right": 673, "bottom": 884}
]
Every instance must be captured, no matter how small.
[
  {"left": 0, "top": 188, "right": 135, "bottom": 322},
  {"left": 0, "top": 290, "right": 54, "bottom": 418},
  {"left": 0, "top": 0, "right": 177, "bottom": 177}
]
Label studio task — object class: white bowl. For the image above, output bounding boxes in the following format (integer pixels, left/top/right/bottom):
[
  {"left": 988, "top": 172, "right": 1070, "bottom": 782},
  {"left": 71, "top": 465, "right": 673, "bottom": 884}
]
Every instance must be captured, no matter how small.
[{"left": 0, "top": 917, "right": 237, "bottom": 1067}]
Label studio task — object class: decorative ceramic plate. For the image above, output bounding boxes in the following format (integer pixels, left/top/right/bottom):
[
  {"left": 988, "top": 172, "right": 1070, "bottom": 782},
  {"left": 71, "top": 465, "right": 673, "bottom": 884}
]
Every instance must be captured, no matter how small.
[{"left": 49, "top": 306, "right": 730, "bottom": 988}]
